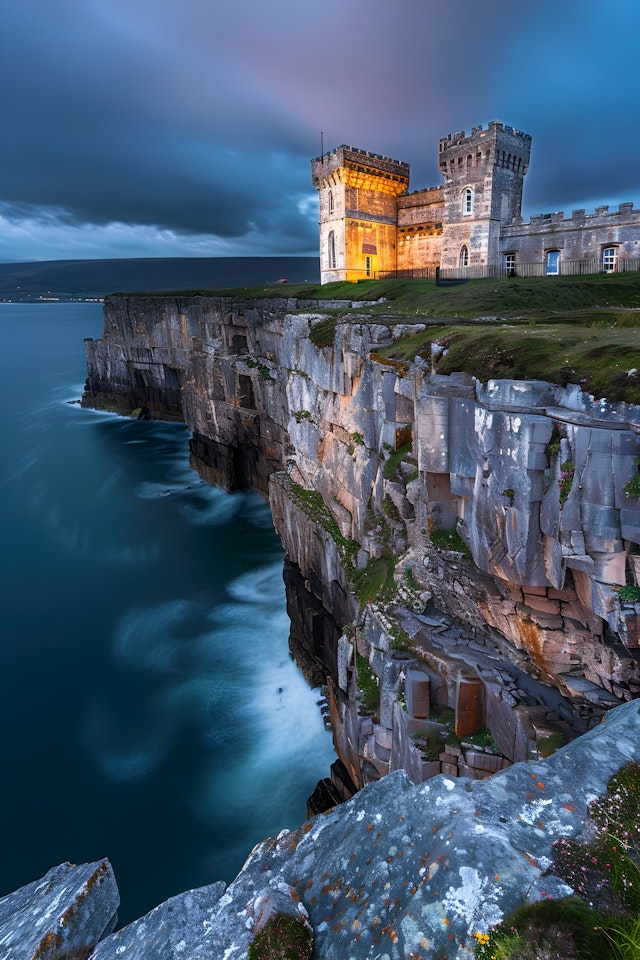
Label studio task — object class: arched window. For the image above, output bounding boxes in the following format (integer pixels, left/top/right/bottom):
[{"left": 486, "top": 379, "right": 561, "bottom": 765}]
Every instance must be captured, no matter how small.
[
  {"left": 459, "top": 245, "right": 469, "bottom": 267},
  {"left": 463, "top": 187, "right": 473, "bottom": 216},
  {"left": 546, "top": 250, "right": 560, "bottom": 276},
  {"left": 328, "top": 190, "right": 334, "bottom": 216},
  {"left": 602, "top": 246, "right": 617, "bottom": 273},
  {"left": 328, "top": 231, "right": 336, "bottom": 269}
]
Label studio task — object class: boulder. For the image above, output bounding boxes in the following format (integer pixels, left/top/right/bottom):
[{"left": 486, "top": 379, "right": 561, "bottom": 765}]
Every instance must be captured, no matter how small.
[{"left": 0, "top": 859, "right": 118, "bottom": 960}]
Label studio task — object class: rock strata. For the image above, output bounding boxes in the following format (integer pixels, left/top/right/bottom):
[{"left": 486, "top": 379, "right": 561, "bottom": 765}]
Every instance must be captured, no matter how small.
[{"left": 82, "top": 294, "right": 640, "bottom": 797}]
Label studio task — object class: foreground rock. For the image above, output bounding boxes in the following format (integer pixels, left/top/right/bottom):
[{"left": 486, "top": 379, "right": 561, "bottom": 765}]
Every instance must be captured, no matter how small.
[
  {"left": 0, "top": 859, "right": 118, "bottom": 960},
  {"left": 3, "top": 701, "right": 639, "bottom": 959}
]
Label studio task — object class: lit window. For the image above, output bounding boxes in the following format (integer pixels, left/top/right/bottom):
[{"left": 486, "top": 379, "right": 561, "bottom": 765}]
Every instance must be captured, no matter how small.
[
  {"left": 463, "top": 188, "right": 473, "bottom": 216},
  {"left": 328, "top": 190, "right": 334, "bottom": 216},
  {"left": 328, "top": 231, "right": 336, "bottom": 269},
  {"left": 546, "top": 250, "right": 560, "bottom": 275},
  {"left": 504, "top": 253, "right": 515, "bottom": 275},
  {"left": 459, "top": 245, "right": 469, "bottom": 267},
  {"left": 602, "top": 247, "right": 617, "bottom": 272}
]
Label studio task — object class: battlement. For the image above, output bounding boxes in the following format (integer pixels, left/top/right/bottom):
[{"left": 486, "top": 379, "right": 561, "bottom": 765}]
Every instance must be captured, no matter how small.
[
  {"left": 439, "top": 120, "right": 532, "bottom": 152},
  {"left": 311, "top": 145, "right": 410, "bottom": 189},
  {"left": 524, "top": 201, "right": 638, "bottom": 225}
]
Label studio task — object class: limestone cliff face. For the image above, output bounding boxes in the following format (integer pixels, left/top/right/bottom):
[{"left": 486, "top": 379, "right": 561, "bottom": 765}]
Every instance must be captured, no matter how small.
[{"left": 83, "top": 294, "right": 640, "bottom": 791}]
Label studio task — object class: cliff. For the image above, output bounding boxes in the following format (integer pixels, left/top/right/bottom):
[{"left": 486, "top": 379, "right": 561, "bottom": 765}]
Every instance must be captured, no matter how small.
[
  {"left": 3, "top": 292, "right": 639, "bottom": 958},
  {"left": 81, "top": 294, "right": 640, "bottom": 792}
]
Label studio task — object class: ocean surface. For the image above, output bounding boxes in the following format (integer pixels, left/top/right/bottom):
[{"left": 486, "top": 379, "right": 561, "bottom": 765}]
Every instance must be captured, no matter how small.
[{"left": 0, "top": 302, "right": 336, "bottom": 924}]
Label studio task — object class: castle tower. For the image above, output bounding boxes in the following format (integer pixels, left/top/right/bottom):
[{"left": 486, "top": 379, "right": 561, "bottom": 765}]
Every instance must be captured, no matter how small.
[
  {"left": 311, "top": 146, "right": 409, "bottom": 283},
  {"left": 438, "top": 121, "right": 531, "bottom": 270}
]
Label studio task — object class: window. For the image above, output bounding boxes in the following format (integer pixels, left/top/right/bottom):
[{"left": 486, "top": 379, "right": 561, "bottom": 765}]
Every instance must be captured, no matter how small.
[
  {"left": 546, "top": 250, "right": 560, "bottom": 275},
  {"left": 328, "top": 231, "right": 336, "bottom": 269},
  {"left": 459, "top": 245, "right": 469, "bottom": 267},
  {"left": 365, "top": 255, "right": 372, "bottom": 277},
  {"left": 328, "top": 190, "right": 334, "bottom": 216},
  {"left": 463, "top": 188, "right": 473, "bottom": 216},
  {"left": 602, "top": 246, "right": 617, "bottom": 272},
  {"left": 504, "top": 253, "right": 515, "bottom": 276}
]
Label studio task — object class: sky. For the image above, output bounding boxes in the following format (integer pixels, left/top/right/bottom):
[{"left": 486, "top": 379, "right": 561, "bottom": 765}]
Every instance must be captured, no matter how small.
[{"left": 1, "top": 0, "right": 639, "bottom": 263}]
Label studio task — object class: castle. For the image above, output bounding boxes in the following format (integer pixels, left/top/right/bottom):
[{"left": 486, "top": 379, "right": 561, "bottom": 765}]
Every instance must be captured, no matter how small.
[{"left": 311, "top": 120, "right": 640, "bottom": 283}]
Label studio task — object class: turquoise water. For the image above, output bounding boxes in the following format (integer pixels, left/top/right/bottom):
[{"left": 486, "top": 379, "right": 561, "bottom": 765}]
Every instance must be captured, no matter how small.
[{"left": 0, "top": 302, "right": 335, "bottom": 923}]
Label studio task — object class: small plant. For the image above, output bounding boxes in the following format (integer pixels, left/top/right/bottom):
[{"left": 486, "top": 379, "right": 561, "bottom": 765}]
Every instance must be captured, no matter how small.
[
  {"left": 355, "top": 652, "right": 380, "bottom": 715},
  {"left": 349, "top": 551, "right": 398, "bottom": 605},
  {"left": 536, "top": 729, "right": 568, "bottom": 757},
  {"left": 546, "top": 422, "right": 563, "bottom": 459},
  {"left": 245, "top": 357, "right": 275, "bottom": 382},
  {"left": 403, "top": 565, "right": 418, "bottom": 590},
  {"left": 389, "top": 623, "right": 412, "bottom": 650},
  {"left": 383, "top": 441, "right": 412, "bottom": 480},
  {"left": 293, "top": 410, "right": 312, "bottom": 423},
  {"left": 430, "top": 525, "right": 472, "bottom": 558},
  {"left": 351, "top": 431, "right": 364, "bottom": 445},
  {"left": 618, "top": 585, "right": 640, "bottom": 603},
  {"left": 410, "top": 728, "right": 444, "bottom": 762},
  {"left": 474, "top": 898, "right": 611, "bottom": 960},
  {"left": 472, "top": 762, "right": 640, "bottom": 960},
  {"left": 248, "top": 913, "right": 312, "bottom": 960},
  {"left": 559, "top": 458, "right": 576, "bottom": 504},
  {"left": 463, "top": 727, "right": 500, "bottom": 753},
  {"left": 382, "top": 494, "right": 402, "bottom": 522},
  {"left": 501, "top": 488, "right": 515, "bottom": 505},
  {"left": 623, "top": 462, "right": 640, "bottom": 499}
]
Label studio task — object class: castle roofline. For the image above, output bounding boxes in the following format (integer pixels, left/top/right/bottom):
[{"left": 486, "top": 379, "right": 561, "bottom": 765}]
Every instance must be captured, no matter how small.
[
  {"left": 312, "top": 144, "right": 410, "bottom": 167},
  {"left": 439, "top": 120, "right": 532, "bottom": 150}
]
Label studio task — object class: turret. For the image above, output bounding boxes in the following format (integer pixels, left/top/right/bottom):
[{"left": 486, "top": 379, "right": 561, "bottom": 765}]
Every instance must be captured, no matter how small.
[{"left": 438, "top": 121, "right": 531, "bottom": 269}]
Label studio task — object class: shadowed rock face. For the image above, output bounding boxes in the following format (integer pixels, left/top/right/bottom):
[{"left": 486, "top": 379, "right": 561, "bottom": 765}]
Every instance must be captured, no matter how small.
[{"left": 5, "top": 702, "right": 640, "bottom": 959}]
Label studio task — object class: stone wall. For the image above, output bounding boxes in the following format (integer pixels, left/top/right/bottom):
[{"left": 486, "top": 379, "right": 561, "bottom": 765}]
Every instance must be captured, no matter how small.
[{"left": 501, "top": 202, "right": 640, "bottom": 264}]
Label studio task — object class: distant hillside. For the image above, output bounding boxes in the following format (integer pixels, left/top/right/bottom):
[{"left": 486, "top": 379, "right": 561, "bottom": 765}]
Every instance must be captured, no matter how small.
[{"left": 0, "top": 257, "right": 320, "bottom": 301}]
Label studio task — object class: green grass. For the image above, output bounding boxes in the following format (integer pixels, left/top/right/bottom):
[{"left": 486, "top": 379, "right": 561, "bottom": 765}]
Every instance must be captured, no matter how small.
[
  {"left": 288, "top": 482, "right": 359, "bottom": 567},
  {"left": 430, "top": 526, "right": 472, "bottom": 557},
  {"left": 618, "top": 585, "right": 640, "bottom": 603},
  {"left": 350, "top": 552, "right": 397, "bottom": 605},
  {"left": 355, "top": 652, "right": 380, "bottom": 715},
  {"left": 309, "top": 316, "right": 338, "bottom": 347},
  {"left": 377, "top": 322, "right": 640, "bottom": 404},
  {"left": 383, "top": 442, "right": 412, "bottom": 479},
  {"left": 248, "top": 913, "right": 312, "bottom": 960}
]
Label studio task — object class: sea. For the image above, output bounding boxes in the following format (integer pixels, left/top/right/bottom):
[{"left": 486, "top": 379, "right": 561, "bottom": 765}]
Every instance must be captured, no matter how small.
[{"left": 0, "top": 301, "right": 336, "bottom": 924}]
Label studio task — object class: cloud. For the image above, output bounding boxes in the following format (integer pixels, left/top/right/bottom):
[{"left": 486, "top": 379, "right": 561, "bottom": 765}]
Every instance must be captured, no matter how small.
[{"left": 1, "top": 0, "right": 639, "bottom": 261}]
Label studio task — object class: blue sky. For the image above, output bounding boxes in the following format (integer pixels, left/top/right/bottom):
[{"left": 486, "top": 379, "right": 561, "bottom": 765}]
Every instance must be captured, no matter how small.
[{"left": 1, "top": 0, "right": 639, "bottom": 262}]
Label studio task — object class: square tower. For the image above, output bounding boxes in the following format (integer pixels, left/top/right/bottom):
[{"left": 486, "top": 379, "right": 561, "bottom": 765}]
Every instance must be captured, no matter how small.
[
  {"left": 438, "top": 121, "right": 531, "bottom": 270},
  {"left": 311, "top": 146, "right": 409, "bottom": 283}
]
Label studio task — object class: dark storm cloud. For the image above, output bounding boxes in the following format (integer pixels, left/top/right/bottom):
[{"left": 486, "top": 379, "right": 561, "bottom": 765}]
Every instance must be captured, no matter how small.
[{"left": 1, "top": 0, "right": 639, "bottom": 260}]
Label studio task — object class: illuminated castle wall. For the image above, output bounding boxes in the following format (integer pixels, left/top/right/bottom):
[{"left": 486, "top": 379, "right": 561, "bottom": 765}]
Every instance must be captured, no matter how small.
[{"left": 311, "top": 120, "right": 640, "bottom": 283}]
